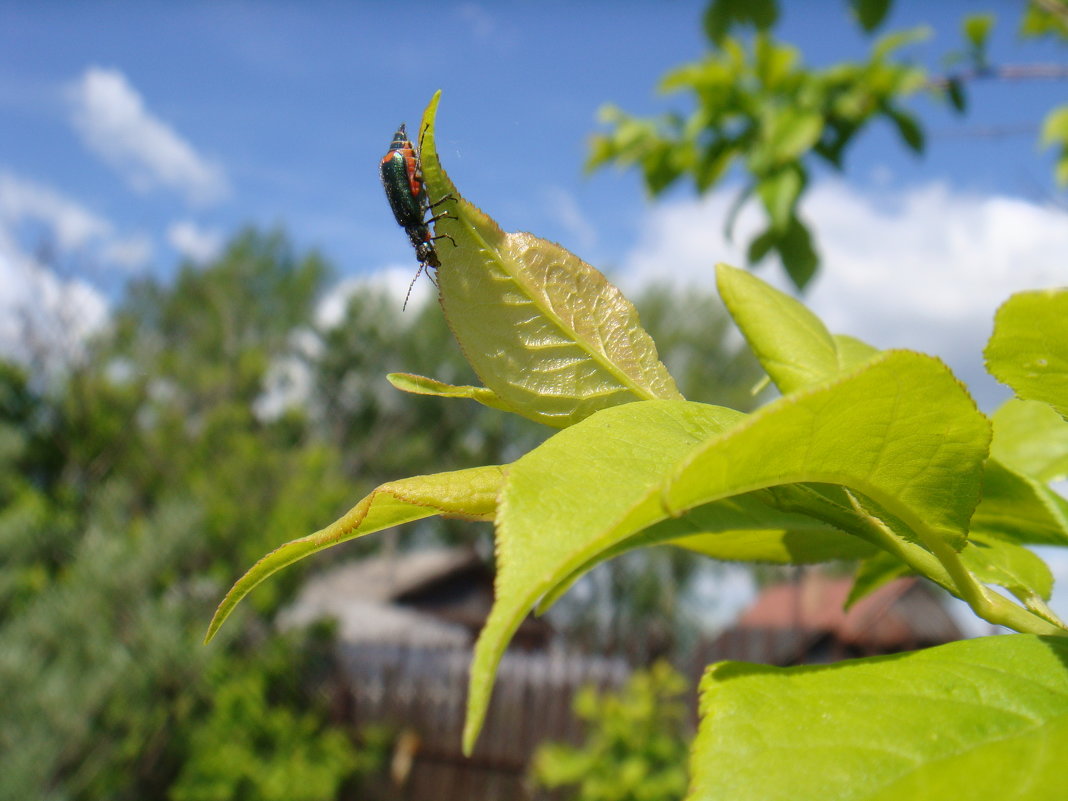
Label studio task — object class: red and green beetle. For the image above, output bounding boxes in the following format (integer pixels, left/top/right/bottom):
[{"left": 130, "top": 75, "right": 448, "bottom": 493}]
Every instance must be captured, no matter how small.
[{"left": 379, "top": 123, "right": 454, "bottom": 305}]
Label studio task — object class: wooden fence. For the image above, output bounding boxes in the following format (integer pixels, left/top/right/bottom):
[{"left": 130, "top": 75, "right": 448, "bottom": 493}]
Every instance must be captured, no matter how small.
[
  {"left": 332, "top": 627, "right": 824, "bottom": 801},
  {"left": 338, "top": 642, "right": 630, "bottom": 801}
]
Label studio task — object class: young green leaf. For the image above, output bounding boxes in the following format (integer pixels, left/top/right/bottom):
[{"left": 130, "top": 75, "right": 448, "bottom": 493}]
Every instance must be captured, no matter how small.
[
  {"left": 539, "top": 493, "right": 877, "bottom": 617},
  {"left": 716, "top": 262, "right": 838, "bottom": 393},
  {"left": 689, "top": 635, "right": 1068, "bottom": 801},
  {"left": 991, "top": 398, "right": 1068, "bottom": 482},
  {"left": 959, "top": 532, "right": 1054, "bottom": 605},
  {"left": 716, "top": 264, "right": 880, "bottom": 394},
  {"left": 663, "top": 350, "right": 990, "bottom": 551},
  {"left": 386, "top": 372, "right": 513, "bottom": 413},
  {"left": 464, "top": 400, "right": 746, "bottom": 753},
  {"left": 418, "top": 92, "right": 682, "bottom": 429},
  {"left": 971, "top": 458, "right": 1068, "bottom": 547},
  {"left": 985, "top": 288, "right": 1068, "bottom": 420},
  {"left": 845, "top": 549, "right": 911, "bottom": 609},
  {"left": 205, "top": 465, "right": 502, "bottom": 642}
]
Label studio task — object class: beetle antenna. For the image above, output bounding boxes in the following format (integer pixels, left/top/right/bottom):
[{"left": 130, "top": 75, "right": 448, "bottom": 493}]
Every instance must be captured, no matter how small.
[{"left": 402, "top": 264, "right": 424, "bottom": 311}]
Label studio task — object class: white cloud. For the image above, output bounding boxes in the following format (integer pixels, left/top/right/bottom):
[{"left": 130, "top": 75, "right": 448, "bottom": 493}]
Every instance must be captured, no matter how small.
[
  {"left": 317, "top": 265, "right": 435, "bottom": 328},
  {"left": 167, "top": 220, "right": 223, "bottom": 264},
  {"left": 100, "top": 233, "right": 154, "bottom": 271},
  {"left": 68, "top": 67, "right": 228, "bottom": 206},
  {"left": 621, "top": 180, "right": 1068, "bottom": 408},
  {"left": 0, "top": 226, "right": 108, "bottom": 373},
  {"left": 0, "top": 171, "right": 111, "bottom": 250},
  {"left": 0, "top": 170, "right": 153, "bottom": 272}
]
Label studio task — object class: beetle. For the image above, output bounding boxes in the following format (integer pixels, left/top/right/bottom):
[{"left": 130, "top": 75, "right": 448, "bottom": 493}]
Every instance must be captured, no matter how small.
[{"left": 379, "top": 123, "right": 454, "bottom": 306}]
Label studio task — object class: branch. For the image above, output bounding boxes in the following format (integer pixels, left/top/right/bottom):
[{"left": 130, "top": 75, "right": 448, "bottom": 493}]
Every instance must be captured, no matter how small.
[{"left": 929, "top": 63, "right": 1068, "bottom": 90}]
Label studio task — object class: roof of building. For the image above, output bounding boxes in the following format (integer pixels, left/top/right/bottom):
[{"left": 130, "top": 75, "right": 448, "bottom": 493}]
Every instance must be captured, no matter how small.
[
  {"left": 278, "top": 547, "right": 486, "bottom": 648},
  {"left": 710, "top": 571, "right": 962, "bottom": 664}
]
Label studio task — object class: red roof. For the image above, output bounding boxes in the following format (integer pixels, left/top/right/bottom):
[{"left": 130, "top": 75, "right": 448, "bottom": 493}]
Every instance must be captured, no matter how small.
[{"left": 709, "top": 572, "right": 961, "bottom": 665}]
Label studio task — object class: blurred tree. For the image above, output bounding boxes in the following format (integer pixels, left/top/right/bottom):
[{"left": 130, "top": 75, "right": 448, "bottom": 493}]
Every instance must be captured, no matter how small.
[
  {"left": 0, "top": 229, "right": 369, "bottom": 801},
  {"left": 531, "top": 661, "right": 691, "bottom": 801}
]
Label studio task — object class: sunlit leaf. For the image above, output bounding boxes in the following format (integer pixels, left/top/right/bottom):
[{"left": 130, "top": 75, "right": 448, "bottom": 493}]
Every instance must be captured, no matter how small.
[
  {"left": 985, "top": 288, "right": 1068, "bottom": 420},
  {"left": 418, "top": 93, "right": 682, "bottom": 429},
  {"left": 717, "top": 263, "right": 873, "bottom": 393},
  {"left": 991, "top": 398, "right": 1068, "bottom": 482},
  {"left": 464, "top": 350, "right": 995, "bottom": 751},
  {"left": 664, "top": 351, "right": 989, "bottom": 549},
  {"left": 960, "top": 532, "right": 1053, "bottom": 604},
  {"left": 464, "top": 400, "right": 745, "bottom": 753},
  {"left": 689, "top": 635, "right": 1068, "bottom": 801},
  {"left": 971, "top": 458, "right": 1068, "bottom": 547},
  {"left": 386, "top": 372, "right": 512, "bottom": 413}
]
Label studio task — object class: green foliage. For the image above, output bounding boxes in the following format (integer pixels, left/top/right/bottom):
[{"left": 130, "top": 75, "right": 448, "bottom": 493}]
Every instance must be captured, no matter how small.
[
  {"left": 210, "top": 96, "right": 1068, "bottom": 798},
  {"left": 588, "top": 0, "right": 1068, "bottom": 287},
  {"left": 170, "top": 666, "right": 359, "bottom": 801},
  {"left": 690, "top": 635, "right": 1068, "bottom": 801},
  {"left": 588, "top": 1, "right": 933, "bottom": 288},
  {"left": 0, "top": 230, "right": 371, "bottom": 800},
  {"left": 1020, "top": 0, "right": 1068, "bottom": 40},
  {"left": 531, "top": 662, "right": 690, "bottom": 801},
  {"left": 986, "top": 288, "right": 1068, "bottom": 420}
]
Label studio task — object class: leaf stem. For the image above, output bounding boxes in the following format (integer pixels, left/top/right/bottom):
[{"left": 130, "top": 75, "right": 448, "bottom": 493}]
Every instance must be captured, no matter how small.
[{"left": 842, "top": 489, "right": 1067, "bottom": 636}]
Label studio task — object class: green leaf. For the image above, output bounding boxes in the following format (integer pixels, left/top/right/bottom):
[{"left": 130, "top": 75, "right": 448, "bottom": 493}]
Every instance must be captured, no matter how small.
[
  {"left": 540, "top": 492, "right": 877, "bottom": 615},
  {"left": 1020, "top": 3, "right": 1068, "bottom": 39},
  {"left": 1041, "top": 106, "right": 1068, "bottom": 147},
  {"left": 464, "top": 351, "right": 995, "bottom": 751},
  {"left": 872, "top": 25, "right": 931, "bottom": 60},
  {"left": 386, "top": 372, "right": 513, "bottom": 413},
  {"left": 850, "top": 0, "right": 892, "bottom": 33},
  {"left": 884, "top": 105, "right": 924, "bottom": 154},
  {"left": 963, "top": 12, "right": 995, "bottom": 52},
  {"left": 846, "top": 549, "right": 911, "bottom": 609},
  {"left": 745, "top": 227, "right": 778, "bottom": 264},
  {"left": 464, "top": 400, "right": 746, "bottom": 753},
  {"left": 833, "top": 333, "right": 880, "bottom": 369},
  {"left": 762, "top": 109, "right": 824, "bottom": 167},
  {"left": 777, "top": 216, "right": 819, "bottom": 289},
  {"left": 753, "top": 34, "right": 799, "bottom": 89},
  {"left": 1056, "top": 153, "right": 1068, "bottom": 187},
  {"left": 971, "top": 458, "right": 1068, "bottom": 547},
  {"left": 205, "top": 465, "right": 502, "bottom": 642},
  {"left": 991, "top": 398, "right": 1068, "bottom": 482},
  {"left": 703, "top": 0, "right": 778, "bottom": 44},
  {"left": 756, "top": 166, "right": 803, "bottom": 233},
  {"left": 985, "top": 288, "right": 1068, "bottom": 420},
  {"left": 717, "top": 263, "right": 857, "bottom": 394},
  {"left": 689, "top": 635, "right": 1068, "bottom": 801},
  {"left": 418, "top": 93, "right": 683, "bottom": 429},
  {"left": 946, "top": 77, "right": 967, "bottom": 114},
  {"left": 671, "top": 521, "right": 875, "bottom": 563},
  {"left": 960, "top": 531, "right": 1054, "bottom": 605},
  {"left": 663, "top": 350, "right": 990, "bottom": 551}
]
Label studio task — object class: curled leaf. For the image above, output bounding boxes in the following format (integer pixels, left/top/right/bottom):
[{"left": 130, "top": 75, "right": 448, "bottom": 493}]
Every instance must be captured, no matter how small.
[
  {"left": 205, "top": 466, "right": 502, "bottom": 642},
  {"left": 387, "top": 372, "right": 512, "bottom": 412}
]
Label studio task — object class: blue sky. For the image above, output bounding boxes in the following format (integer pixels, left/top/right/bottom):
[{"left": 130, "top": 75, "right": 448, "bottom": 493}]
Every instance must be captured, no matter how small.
[{"left": 2, "top": 0, "right": 1065, "bottom": 291}]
